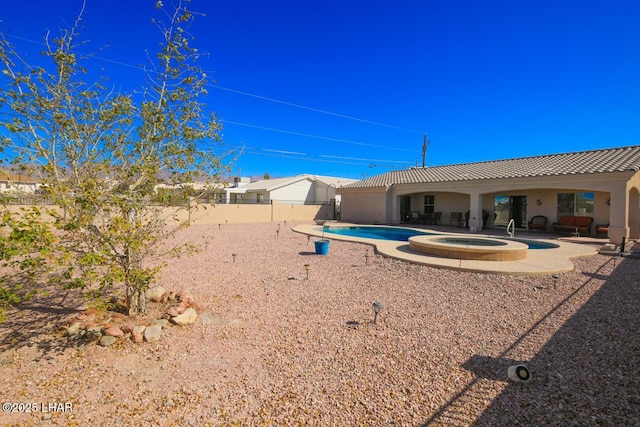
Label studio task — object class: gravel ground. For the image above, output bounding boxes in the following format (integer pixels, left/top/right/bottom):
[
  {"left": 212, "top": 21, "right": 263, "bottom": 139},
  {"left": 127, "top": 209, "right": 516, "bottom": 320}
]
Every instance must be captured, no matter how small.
[{"left": 1, "top": 222, "right": 639, "bottom": 426}]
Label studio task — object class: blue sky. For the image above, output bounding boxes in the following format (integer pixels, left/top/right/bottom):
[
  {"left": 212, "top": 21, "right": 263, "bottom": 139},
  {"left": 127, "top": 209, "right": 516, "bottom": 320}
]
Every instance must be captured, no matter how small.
[{"left": 1, "top": 0, "right": 639, "bottom": 180}]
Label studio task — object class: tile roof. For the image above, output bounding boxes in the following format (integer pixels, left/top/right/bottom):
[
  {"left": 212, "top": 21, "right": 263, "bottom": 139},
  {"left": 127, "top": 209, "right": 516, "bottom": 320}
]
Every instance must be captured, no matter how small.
[
  {"left": 238, "top": 174, "right": 357, "bottom": 192},
  {"left": 343, "top": 146, "right": 640, "bottom": 189},
  {"left": 0, "top": 170, "right": 39, "bottom": 183}
]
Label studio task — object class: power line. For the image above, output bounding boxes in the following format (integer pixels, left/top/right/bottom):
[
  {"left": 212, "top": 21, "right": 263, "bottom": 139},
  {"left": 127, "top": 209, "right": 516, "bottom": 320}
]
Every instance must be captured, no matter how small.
[
  {"left": 2, "top": 33, "right": 426, "bottom": 136},
  {"left": 213, "top": 85, "right": 424, "bottom": 134},
  {"left": 223, "top": 120, "right": 416, "bottom": 153}
]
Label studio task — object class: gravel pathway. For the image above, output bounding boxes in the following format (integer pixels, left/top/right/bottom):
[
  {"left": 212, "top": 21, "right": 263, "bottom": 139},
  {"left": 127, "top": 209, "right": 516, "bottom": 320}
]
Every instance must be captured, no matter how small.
[{"left": 1, "top": 222, "right": 639, "bottom": 426}]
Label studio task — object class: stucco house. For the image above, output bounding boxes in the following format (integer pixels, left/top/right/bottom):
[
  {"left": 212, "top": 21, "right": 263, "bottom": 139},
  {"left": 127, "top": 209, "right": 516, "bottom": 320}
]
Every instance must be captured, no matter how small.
[
  {"left": 225, "top": 174, "right": 356, "bottom": 205},
  {"left": 0, "top": 171, "right": 40, "bottom": 194},
  {"left": 339, "top": 146, "right": 640, "bottom": 244}
]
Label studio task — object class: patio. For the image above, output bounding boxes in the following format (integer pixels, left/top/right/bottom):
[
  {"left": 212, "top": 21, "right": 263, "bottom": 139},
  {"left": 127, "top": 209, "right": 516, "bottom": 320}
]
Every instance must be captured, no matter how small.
[{"left": 294, "top": 223, "right": 601, "bottom": 275}]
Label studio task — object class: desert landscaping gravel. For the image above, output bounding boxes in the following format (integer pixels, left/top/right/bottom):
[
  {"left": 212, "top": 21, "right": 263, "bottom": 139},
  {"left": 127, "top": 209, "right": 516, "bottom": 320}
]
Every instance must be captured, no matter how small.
[{"left": 1, "top": 222, "right": 639, "bottom": 426}]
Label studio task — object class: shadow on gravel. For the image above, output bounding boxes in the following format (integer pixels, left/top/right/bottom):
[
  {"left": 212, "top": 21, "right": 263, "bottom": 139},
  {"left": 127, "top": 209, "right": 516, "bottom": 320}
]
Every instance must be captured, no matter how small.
[
  {"left": 420, "top": 245, "right": 640, "bottom": 426},
  {"left": 0, "top": 287, "right": 87, "bottom": 360}
]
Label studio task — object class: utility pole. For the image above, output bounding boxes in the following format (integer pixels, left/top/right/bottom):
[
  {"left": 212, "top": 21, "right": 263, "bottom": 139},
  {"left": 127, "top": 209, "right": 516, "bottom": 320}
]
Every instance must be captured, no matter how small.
[{"left": 422, "top": 133, "right": 430, "bottom": 167}]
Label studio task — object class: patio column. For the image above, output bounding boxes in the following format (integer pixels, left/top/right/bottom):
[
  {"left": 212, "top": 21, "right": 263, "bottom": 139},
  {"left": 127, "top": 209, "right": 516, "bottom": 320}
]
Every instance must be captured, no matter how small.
[
  {"left": 608, "top": 186, "right": 629, "bottom": 245},
  {"left": 468, "top": 192, "right": 483, "bottom": 232}
]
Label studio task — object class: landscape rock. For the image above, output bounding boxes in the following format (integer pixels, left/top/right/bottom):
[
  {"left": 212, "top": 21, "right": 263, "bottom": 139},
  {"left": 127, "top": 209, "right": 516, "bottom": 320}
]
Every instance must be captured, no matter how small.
[
  {"left": 132, "top": 325, "right": 146, "bottom": 343},
  {"left": 146, "top": 286, "right": 168, "bottom": 302},
  {"left": 85, "top": 326, "right": 103, "bottom": 340},
  {"left": 175, "top": 290, "right": 194, "bottom": 306},
  {"left": 144, "top": 324, "right": 163, "bottom": 343},
  {"left": 171, "top": 307, "right": 198, "bottom": 325},
  {"left": 103, "top": 325, "right": 125, "bottom": 338},
  {"left": 99, "top": 335, "right": 116, "bottom": 347},
  {"left": 120, "top": 324, "right": 133, "bottom": 334},
  {"left": 66, "top": 322, "right": 82, "bottom": 337}
]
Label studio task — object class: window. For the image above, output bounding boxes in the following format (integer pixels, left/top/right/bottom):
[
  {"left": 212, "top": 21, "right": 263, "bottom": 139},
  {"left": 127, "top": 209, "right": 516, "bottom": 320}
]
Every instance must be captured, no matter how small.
[
  {"left": 557, "top": 192, "right": 593, "bottom": 217},
  {"left": 424, "top": 195, "right": 435, "bottom": 214}
]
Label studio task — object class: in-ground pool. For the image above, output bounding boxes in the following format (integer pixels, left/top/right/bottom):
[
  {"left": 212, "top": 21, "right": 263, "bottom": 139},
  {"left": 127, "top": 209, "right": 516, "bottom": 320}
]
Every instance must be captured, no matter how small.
[
  {"left": 323, "top": 225, "right": 559, "bottom": 250},
  {"left": 323, "top": 226, "right": 434, "bottom": 241}
]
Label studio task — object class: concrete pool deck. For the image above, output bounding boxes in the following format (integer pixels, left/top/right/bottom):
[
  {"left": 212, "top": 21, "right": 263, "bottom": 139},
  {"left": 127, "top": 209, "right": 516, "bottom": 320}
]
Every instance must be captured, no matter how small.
[{"left": 293, "top": 223, "right": 600, "bottom": 275}]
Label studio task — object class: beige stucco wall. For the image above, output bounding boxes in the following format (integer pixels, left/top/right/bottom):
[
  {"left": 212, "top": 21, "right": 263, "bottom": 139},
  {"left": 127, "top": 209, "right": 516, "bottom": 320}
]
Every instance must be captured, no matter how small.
[
  {"left": 340, "top": 188, "right": 388, "bottom": 224},
  {"left": 3, "top": 200, "right": 334, "bottom": 226}
]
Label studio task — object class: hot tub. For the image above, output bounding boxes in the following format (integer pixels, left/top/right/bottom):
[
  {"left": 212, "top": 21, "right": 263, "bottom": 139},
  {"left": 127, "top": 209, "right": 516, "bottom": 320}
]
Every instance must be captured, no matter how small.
[{"left": 409, "top": 235, "right": 529, "bottom": 261}]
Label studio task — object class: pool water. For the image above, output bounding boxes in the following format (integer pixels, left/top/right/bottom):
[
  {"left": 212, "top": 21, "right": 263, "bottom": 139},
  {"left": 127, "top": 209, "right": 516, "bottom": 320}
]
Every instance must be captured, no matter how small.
[
  {"left": 324, "top": 226, "right": 433, "bottom": 241},
  {"left": 323, "top": 226, "right": 558, "bottom": 249}
]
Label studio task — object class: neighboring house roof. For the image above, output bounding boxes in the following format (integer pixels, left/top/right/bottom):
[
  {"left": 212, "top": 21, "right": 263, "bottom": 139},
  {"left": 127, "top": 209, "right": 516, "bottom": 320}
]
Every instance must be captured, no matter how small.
[
  {"left": 344, "top": 146, "right": 640, "bottom": 189},
  {"left": 231, "top": 174, "right": 357, "bottom": 193},
  {"left": 0, "top": 171, "right": 39, "bottom": 184}
]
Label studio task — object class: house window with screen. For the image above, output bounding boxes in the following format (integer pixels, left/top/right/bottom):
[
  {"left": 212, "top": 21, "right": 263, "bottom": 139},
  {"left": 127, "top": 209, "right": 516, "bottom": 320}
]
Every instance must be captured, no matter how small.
[
  {"left": 424, "top": 195, "right": 435, "bottom": 214},
  {"left": 557, "top": 192, "right": 594, "bottom": 217}
]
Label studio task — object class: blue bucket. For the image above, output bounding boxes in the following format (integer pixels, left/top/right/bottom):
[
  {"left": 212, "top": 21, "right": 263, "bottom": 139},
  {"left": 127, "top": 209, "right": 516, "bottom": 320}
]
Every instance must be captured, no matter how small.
[{"left": 314, "top": 239, "right": 330, "bottom": 255}]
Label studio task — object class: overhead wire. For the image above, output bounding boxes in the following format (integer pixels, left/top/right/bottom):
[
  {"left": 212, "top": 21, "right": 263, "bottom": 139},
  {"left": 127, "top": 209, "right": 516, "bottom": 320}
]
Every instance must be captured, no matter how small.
[{"left": 1, "top": 32, "right": 423, "bottom": 167}]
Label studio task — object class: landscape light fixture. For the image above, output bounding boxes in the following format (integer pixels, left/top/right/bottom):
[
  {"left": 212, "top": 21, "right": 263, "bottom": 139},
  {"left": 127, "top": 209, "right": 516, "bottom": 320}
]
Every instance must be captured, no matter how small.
[
  {"left": 552, "top": 274, "right": 559, "bottom": 290},
  {"left": 307, "top": 235, "right": 311, "bottom": 245},
  {"left": 508, "top": 364, "right": 532, "bottom": 383},
  {"left": 276, "top": 228, "right": 280, "bottom": 237},
  {"left": 232, "top": 253, "right": 237, "bottom": 263},
  {"left": 304, "top": 264, "right": 310, "bottom": 279},
  {"left": 365, "top": 249, "right": 370, "bottom": 265},
  {"left": 372, "top": 301, "right": 383, "bottom": 324}
]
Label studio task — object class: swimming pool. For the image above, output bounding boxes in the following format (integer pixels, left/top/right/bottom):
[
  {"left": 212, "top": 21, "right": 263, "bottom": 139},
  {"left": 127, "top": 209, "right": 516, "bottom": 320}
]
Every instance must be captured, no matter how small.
[
  {"left": 323, "top": 226, "right": 558, "bottom": 249},
  {"left": 323, "top": 226, "right": 434, "bottom": 241}
]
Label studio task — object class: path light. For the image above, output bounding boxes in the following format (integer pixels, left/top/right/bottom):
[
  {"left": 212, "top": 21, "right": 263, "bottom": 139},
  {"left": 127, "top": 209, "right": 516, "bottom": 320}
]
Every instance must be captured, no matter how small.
[
  {"left": 365, "top": 249, "right": 370, "bottom": 265},
  {"left": 304, "top": 264, "right": 310, "bottom": 279},
  {"left": 372, "top": 301, "right": 383, "bottom": 324},
  {"left": 232, "top": 253, "right": 237, "bottom": 263},
  {"left": 307, "top": 235, "right": 311, "bottom": 245},
  {"left": 552, "top": 274, "right": 559, "bottom": 290},
  {"left": 508, "top": 364, "right": 532, "bottom": 383},
  {"left": 218, "top": 223, "right": 221, "bottom": 230},
  {"left": 226, "top": 220, "right": 228, "bottom": 226},
  {"left": 276, "top": 229, "right": 280, "bottom": 237}
]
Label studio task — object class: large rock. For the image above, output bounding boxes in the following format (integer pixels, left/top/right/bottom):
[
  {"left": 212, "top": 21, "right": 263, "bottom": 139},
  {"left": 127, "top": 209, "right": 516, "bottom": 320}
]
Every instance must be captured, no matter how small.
[
  {"left": 99, "top": 335, "right": 116, "bottom": 347},
  {"left": 66, "top": 322, "right": 82, "bottom": 337},
  {"left": 144, "top": 324, "right": 163, "bottom": 343},
  {"left": 145, "top": 287, "right": 168, "bottom": 303},
  {"left": 175, "top": 290, "right": 194, "bottom": 306},
  {"left": 102, "top": 325, "right": 125, "bottom": 338},
  {"left": 171, "top": 307, "right": 198, "bottom": 325},
  {"left": 132, "top": 325, "right": 146, "bottom": 343}
]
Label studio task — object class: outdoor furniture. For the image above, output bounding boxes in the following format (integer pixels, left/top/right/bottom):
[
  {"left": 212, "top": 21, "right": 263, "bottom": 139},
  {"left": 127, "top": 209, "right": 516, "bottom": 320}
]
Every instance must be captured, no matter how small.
[
  {"left": 595, "top": 223, "right": 609, "bottom": 237},
  {"left": 432, "top": 211, "right": 442, "bottom": 225},
  {"left": 527, "top": 215, "right": 547, "bottom": 232},
  {"left": 552, "top": 216, "right": 593, "bottom": 236},
  {"left": 450, "top": 212, "right": 462, "bottom": 227},
  {"left": 464, "top": 210, "right": 491, "bottom": 228},
  {"left": 409, "top": 211, "right": 421, "bottom": 224}
]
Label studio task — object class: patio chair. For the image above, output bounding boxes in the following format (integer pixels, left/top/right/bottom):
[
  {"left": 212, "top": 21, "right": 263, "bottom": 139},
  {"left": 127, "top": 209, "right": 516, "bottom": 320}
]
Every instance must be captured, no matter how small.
[
  {"left": 409, "top": 211, "right": 421, "bottom": 224},
  {"left": 450, "top": 212, "right": 462, "bottom": 227},
  {"left": 419, "top": 212, "right": 432, "bottom": 225},
  {"left": 527, "top": 215, "right": 547, "bottom": 232},
  {"left": 432, "top": 211, "right": 442, "bottom": 225},
  {"left": 595, "top": 223, "right": 609, "bottom": 237}
]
